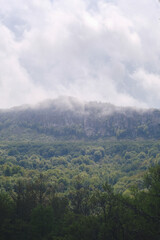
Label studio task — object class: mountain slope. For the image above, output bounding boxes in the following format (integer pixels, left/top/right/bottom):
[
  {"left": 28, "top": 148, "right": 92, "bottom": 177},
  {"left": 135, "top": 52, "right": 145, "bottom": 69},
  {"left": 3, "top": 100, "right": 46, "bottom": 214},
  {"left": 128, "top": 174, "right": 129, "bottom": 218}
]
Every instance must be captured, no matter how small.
[{"left": 0, "top": 97, "right": 160, "bottom": 141}]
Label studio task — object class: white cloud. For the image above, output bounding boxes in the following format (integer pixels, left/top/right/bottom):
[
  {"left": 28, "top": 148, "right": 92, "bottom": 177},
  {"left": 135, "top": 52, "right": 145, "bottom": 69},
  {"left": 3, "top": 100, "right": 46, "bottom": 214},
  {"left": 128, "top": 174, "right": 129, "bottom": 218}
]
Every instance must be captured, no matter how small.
[
  {"left": 131, "top": 69, "right": 160, "bottom": 107},
  {"left": 0, "top": 22, "right": 47, "bottom": 108},
  {"left": 0, "top": 0, "right": 160, "bottom": 108}
]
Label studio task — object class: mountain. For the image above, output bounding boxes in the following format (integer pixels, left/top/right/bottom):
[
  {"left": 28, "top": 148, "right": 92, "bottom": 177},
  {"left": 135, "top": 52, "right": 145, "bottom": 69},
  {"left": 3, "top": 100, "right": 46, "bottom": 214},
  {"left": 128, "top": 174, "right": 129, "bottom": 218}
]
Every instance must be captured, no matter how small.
[{"left": 0, "top": 96, "right": 160, "bottom": 141}]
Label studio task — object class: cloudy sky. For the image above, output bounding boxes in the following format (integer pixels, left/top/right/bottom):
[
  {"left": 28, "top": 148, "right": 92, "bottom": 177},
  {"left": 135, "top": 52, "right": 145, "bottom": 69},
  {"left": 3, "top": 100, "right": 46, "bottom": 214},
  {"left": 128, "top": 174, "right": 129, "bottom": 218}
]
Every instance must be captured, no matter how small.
[{"left": 0, "top": 0, "right": 160, "bottom": 109}]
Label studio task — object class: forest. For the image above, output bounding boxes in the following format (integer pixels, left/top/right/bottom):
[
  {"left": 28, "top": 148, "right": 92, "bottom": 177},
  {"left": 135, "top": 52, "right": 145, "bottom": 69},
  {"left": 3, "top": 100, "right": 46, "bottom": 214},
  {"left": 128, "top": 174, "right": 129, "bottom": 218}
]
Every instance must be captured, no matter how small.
[{"left": 0, "top": 139, "right": 160, "bottom": 239}]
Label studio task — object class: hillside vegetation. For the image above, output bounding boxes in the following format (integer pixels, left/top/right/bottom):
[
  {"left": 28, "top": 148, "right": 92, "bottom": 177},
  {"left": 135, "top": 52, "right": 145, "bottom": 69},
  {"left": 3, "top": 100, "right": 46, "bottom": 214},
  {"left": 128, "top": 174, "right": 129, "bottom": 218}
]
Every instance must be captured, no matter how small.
[
  {"left": 0, "top": 156, "right": 160, "bottom": 239},
  {"left": 0, "top": 140, "right": 160, "bottom": 193},
  {"left": 1, "top": 98, "right": 160, "bottom": 239}
]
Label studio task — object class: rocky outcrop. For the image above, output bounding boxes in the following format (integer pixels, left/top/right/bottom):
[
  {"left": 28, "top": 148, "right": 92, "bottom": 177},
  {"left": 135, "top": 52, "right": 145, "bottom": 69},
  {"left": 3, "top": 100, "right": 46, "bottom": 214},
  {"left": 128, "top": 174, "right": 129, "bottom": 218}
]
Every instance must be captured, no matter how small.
[{"left": 0, "top": 97, "right": 160, "bottom": 140}]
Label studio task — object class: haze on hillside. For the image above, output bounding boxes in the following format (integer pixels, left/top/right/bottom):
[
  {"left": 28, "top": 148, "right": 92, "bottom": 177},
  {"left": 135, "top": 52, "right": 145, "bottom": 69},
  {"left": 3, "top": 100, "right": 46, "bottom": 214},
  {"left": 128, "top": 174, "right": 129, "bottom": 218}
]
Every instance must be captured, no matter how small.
[{"left": 0, "top": 0, "right": 160, "bottom": 109}]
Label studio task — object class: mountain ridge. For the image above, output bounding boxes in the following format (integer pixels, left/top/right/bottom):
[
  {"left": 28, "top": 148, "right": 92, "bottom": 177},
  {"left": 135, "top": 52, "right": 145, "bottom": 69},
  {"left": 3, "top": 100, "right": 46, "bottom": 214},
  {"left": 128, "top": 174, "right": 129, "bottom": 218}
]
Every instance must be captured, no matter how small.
[{"left": 0, "top": 96, "right": 160, "bottom": 141}]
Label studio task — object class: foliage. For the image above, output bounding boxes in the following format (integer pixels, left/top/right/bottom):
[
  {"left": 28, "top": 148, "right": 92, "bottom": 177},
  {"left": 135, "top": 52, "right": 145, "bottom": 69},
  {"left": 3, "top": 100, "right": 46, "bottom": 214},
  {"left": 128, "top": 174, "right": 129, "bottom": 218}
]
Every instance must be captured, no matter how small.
[
  {"left": 0, "top": 140, "right": 160, "bottom": 238},
  {"left": 0, "top": 140, "right": 160, "bottom": 193},
  {"left": 0, "top": 165, "right": 160, "bottom": 239}
]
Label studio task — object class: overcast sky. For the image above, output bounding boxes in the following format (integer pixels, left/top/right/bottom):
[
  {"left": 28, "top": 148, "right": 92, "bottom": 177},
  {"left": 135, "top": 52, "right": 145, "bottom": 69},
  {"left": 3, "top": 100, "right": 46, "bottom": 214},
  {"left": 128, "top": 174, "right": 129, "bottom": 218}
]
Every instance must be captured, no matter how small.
[{"left": 0, "top": 0, "right": 160, "bottom": 109}]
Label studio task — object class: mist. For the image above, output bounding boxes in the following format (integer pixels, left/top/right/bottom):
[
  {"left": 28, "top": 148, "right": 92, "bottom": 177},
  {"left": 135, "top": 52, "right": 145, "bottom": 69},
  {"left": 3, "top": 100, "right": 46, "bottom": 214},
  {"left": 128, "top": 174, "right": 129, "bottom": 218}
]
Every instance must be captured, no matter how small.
[{"left": 0, "top": 0, "right": 160, "bottom": 109}]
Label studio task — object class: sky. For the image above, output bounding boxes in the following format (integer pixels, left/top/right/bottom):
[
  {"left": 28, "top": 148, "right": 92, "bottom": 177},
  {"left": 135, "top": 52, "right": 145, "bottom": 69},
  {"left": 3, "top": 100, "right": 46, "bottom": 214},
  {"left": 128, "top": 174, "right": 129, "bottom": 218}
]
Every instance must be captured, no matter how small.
[{"left": 0, "top": 0, "right": 160, "bottom": 109}]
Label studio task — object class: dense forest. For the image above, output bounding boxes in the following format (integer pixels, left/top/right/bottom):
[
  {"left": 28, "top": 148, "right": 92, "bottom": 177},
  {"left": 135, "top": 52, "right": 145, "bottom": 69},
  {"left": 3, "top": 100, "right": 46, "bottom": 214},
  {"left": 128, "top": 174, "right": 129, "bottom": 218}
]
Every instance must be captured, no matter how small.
[
  {"left": 0, "top": 162, "right": 160, "bottom": 239},
  {"left": 1, "top": 140, "right": 160, "bottom": 193},
  {"left": 0, "top": 139, "right": 160, "bottom": 239},
  {"left": 1, "top": 98, "right": 160, "bottom": 239}
]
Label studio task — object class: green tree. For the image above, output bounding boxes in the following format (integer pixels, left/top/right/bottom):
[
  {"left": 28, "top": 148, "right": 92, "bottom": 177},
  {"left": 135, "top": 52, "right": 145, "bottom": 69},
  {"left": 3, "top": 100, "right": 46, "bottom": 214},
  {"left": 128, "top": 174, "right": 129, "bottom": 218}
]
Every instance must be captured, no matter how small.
[{"left": 30, "top": 205, "right": 54, "bottom": 240}]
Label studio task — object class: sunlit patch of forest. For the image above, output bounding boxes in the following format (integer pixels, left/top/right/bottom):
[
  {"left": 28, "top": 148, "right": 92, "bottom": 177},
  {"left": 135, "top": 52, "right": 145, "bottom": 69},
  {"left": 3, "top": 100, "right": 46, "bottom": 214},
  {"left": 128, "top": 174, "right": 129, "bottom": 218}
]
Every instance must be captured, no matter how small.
[{"left": 0, "top": 140, "right": 160, "bottom": 192}]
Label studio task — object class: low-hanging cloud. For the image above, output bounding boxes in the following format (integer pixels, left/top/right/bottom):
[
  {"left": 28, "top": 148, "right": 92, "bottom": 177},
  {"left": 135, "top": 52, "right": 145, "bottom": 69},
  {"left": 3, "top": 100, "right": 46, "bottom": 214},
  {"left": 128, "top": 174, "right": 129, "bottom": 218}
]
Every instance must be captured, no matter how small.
[{"left": 0, "top": 0, "right": 160, "bottom": 108}]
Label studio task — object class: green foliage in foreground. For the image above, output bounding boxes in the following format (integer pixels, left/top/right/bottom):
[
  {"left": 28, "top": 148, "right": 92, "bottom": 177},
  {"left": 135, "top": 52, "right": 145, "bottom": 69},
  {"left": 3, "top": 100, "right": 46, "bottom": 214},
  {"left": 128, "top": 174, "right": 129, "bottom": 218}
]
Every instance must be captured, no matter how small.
[{"left": 0, "top": 165, "right": 160, "bottom": 240}]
